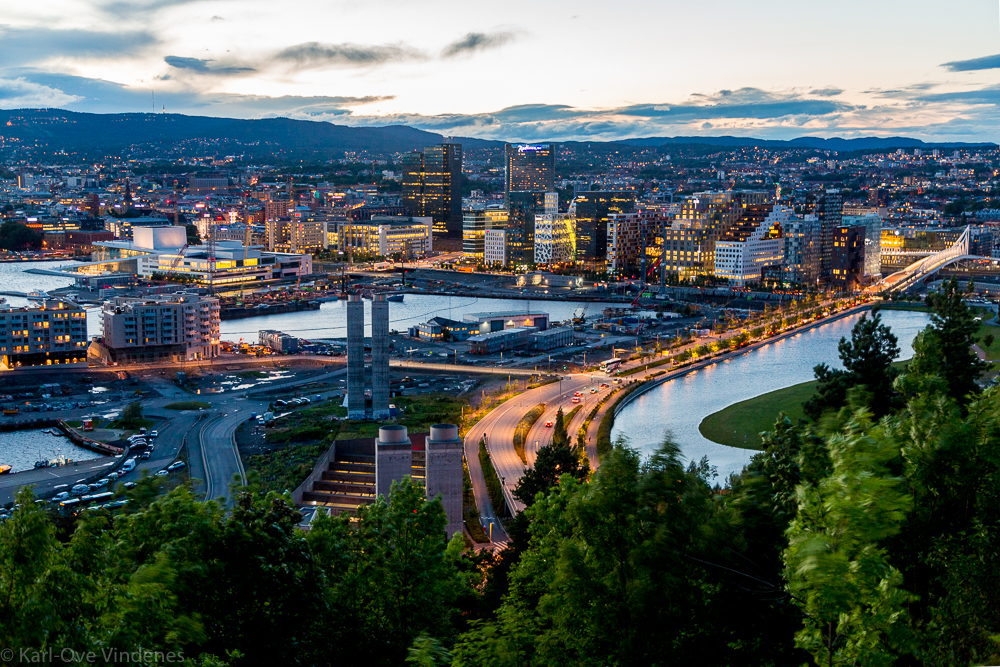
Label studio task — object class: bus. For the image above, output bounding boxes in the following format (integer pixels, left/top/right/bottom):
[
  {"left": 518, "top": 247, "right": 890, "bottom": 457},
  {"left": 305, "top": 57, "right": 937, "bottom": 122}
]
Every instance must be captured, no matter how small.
[{"left": 600, "top": 358, "right": 622, "bottom": 374}]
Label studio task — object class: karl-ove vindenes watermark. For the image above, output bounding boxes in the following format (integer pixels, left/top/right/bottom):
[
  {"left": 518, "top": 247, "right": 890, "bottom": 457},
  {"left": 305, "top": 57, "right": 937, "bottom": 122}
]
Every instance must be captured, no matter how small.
[{"left": 1, "top": 647, "right": 185, "bottom": 664}]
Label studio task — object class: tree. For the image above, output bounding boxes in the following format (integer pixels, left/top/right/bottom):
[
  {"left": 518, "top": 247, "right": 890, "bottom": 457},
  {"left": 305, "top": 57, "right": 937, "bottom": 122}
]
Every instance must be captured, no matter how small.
[
  {"left": 804, "top": 311, "right": 900, "bottom": 420},
  {"left": 120, "top": 401, "right": 144, "bottom": 428},
  {"left": 0, "top": 221, "right": 42, "bottom": 251},
  {"left": 513, "top": 437, "right": 589, "bottom": 507},
  {"left": 185, "top": 223, "right": 201, "bottom": 245},
  {"left": 908, "top": 277, "right": 988, "bottom": 404},
  {"left": 551, "top": 407, "right": 567, "bottom": 447}
]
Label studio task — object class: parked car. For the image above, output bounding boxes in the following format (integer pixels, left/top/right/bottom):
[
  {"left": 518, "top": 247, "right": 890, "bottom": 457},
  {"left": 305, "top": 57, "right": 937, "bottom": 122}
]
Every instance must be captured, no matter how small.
[
  {"left": 167, "top": 461, "right": 186, "bottom": 472},
  {"left": 155, "top": 470, "right": 169, "bottom": 477},
  {"left": 70, "top": 484, "right": 90, "bottom": 496},
  {"left": 149, "top": 430, "right": 158, "bottom": 438},
  {"left": 123, "top": 482, "right": 137, "bottom": 490}
]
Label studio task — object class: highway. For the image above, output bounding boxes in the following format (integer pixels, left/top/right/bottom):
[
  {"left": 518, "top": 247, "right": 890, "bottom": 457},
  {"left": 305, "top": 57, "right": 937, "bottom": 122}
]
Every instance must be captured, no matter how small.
[{"left": 192, "top": 401, "right": 267, "bottom": 506}]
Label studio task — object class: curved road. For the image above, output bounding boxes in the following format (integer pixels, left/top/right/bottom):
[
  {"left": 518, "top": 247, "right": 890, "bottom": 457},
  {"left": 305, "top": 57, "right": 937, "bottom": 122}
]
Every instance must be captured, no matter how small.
[{"left": 193, "top": 401, "right": 268, "bottom": 506}]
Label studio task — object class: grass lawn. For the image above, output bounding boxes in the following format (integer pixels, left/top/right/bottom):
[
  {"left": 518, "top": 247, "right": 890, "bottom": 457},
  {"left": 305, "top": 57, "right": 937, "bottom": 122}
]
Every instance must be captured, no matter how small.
[
  {"left": 977, "top": 322, "right": 1000, "bottom": 361},
  {"left": 165, "top": 401, "right": 211, "bottom": 411},
  {"left": 698, "top": 380, "right": 816, "bottom": 450}
]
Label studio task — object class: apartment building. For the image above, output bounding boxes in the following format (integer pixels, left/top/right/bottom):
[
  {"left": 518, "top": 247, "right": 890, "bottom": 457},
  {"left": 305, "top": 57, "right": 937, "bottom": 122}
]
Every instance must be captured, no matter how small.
[
  {"left": 714, "top": 204, "right": 788, "bottom": 287},
  {"left": 0, "top": 299, "right": 88, "bottom": 370},
  {"left": 96, "top": 294, "right": 220, "bottom": 364}
]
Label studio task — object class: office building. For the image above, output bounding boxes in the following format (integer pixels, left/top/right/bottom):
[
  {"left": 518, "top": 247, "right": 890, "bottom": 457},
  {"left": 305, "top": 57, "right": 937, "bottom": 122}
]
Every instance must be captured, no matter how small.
[
  {"left": 425, "top": 424, "right": 464, "bottom": 538},
  {"left": 484, "top": 229, "right": 509, "bottom": 267},
  {"left": 574, "top": 191, "right": 636, "bottom": 266},
  {"left": 401, "top": 144, "right": 463, "bottom": 239},
  {"left": 505, "top": 143, "right": 556, "bottom": 199},
  {"left": 259, "top": 329, "right": 298, "bottom": 354},
  {"left": 96, "top": 294, "right": 220, "bottom": 364},
  {"left": 607, "top": 213, "right": 646, "bottom": 276},
  {"left": 714, "top": 204, "right": 788, "bottom": 287},
  {"left": 843, "top": 213, "right": 883, "bottom": 279},
  {"left": 803, "top": 189, "right": 843, "bottom": 281},
  {"left": 831, "top": 225, "right": 866, "bottom": 290},
  {"left": 371, "top": 295, "right": 390, "bottom": 420},
  {"left": 534, "top": 213, "right": 576, "bottom": 266},
  {"left": 346, "top": 294, "right": 365, "bottom": 420},
  {"left": 783, "top": 215, "right": 822, "bottom": 285},
  {"left": 506, "top": 191, "right": 557, "bottom": 265},
  {"left": 0, "top": 299, "right": 88, "bottom": 370},
  {"left": 333, "top": 216, "right": 433, "bottom": 258},
  {"left": 661, "top": 191, "right": 768, "bottom": 281},
  {"left": 462, "top": 206, "right": 508, "bottom": 262}
]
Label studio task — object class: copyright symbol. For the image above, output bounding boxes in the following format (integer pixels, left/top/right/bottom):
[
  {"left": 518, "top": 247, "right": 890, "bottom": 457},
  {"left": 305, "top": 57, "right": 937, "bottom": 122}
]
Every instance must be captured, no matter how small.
[{"left": 1, "top": 648, "right": 13, "bottom": 662}]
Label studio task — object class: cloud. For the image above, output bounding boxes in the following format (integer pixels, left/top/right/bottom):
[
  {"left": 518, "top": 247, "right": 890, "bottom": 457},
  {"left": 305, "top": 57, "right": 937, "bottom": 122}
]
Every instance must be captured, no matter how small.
[
  {"left": 0, "top": 77, "right": 83, "bottom": 108},
  {"left": 441, "top": 31, "right": 518, "bottom": 58},
  {"left": 97, "top": 0, "right": 205, "bottom": 19},
  {"left": 0, "top": 25, "right": 158, "bottom": 66},
  {"left": 274, "top": 42, "right": 426, "bottom": 69},
  {"left": 810, "top": 87, "right": 844, "bottom": 97},
  {"left": 941, "top": 54, "right": 1000, "bottom": 72},
  {"left": 164, "top": 56, "right": 255, "bottom": 75}
]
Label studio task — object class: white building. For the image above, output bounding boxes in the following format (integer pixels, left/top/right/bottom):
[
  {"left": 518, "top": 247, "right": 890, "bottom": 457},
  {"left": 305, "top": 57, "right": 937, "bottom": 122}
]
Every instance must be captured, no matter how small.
[
  {"left": 534, "top": 213, "right": 576, "bottom": 266},
  {"left": 714, "top": 204, "right": 789, "bottom": 286},
  {"left": 484, "top": 229, "right": 509, "bottom": 266},
  {"left": 97, "top": 293, "right": 220, "bottom": 363},
  {"left": 333, "top": 216, "right": 433, "bottom": 258},
  {"left": 0, "top": 299, "right": 88, "bottom": 370}
]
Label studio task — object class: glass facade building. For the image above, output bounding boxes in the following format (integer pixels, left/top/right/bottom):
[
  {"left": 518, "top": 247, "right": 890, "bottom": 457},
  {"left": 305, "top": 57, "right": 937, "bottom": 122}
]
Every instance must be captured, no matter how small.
[
  {"left": 505, "top": 143, "right": 556, "bottom": 199},
  {"left": 573, "top": 191, "right": 636, "bottom": 266},
  {"left": 401, "top": 144, "right": 463, "bottom": 239}
]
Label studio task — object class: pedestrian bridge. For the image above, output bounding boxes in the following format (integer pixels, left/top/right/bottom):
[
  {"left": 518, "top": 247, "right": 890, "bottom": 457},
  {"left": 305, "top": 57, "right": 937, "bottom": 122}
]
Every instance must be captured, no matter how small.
[{"left": 869, "top": 226, "right": 973, "bottom": 294}]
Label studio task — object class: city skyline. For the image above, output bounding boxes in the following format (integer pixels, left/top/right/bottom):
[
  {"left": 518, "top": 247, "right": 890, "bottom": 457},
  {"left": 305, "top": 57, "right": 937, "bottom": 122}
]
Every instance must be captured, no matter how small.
[{"left": 1, "top": 0, "right": 1000, "bottom": 142}]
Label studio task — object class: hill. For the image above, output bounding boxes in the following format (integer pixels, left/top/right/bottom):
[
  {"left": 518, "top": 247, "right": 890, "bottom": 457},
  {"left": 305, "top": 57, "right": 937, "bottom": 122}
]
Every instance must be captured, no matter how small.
[{"left": 613, "top": 135, "right": 997, "bottom": 150}]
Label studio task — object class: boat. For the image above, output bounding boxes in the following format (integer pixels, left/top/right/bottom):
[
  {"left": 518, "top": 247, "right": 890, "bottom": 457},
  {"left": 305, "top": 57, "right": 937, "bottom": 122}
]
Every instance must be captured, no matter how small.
[
  {"left": 42, "top": 429, "right": 51, "bottom": 434},
  {"left": 0, "top": 465, "right": 11, "bottom": 475},
  {"left": 386, "top": 294, "right": 404, "bottom": 302},
  {"left": 34, "top": 460, "right": 49, "bottom": 469},
  {"left": 2, "top": 407, "right": 18, "bottom": 416}
]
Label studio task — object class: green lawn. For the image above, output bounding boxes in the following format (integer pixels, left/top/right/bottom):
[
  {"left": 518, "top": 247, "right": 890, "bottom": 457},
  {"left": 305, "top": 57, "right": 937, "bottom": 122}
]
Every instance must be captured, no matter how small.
[
  {"left": 698, "top": 380, "right": 816, "bottom": 450},
  {"left": 977, "top": 322, "right": 1000, "bottom": 361}
]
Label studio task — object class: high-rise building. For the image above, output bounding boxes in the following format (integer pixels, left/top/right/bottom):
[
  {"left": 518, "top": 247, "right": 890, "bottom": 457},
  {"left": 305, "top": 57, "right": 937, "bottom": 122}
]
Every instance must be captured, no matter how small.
[
  {"left": 505, "top": 143, "right": 556, "bottom": 199},
  {"left": 573, "top": 191, "right": 636, "bottom": 267},
  {"left": 803, "top": 189, "right": 843, "bottom": 281},
  {"left": 371, "top": 295, "right": 390, "bottom": 420},
  {"left": 714, "top": 204, "right": 788, "bottom": 287},
  {"left": 783, "top": 215, "right": 822, "bottom": 285},
  {"left": 831, "top": 225, "right": 866, "bottom": 290},
  {"left": 484, "top": 229, "right": 509, "bottom": 267},
  {"left": 506, "top": 191, "right": 557, "bottom": 265},
  {"left": 346, "top": 295, "right": 365, "bottom": 420},
  {"left": 401, "top": 144, "right": 463, "bottom": 239},
  {"left": 462, "top": 206, "right": 508, "bottom": 262},
  {"left": 843, "top": 213, "right": 883, "bottom": 280},
  {"left": 534, "top": 214, "right": 576, "bottom": 266},
  {"left": 0, "top": 299, "right": 88, "bottom": 370}
]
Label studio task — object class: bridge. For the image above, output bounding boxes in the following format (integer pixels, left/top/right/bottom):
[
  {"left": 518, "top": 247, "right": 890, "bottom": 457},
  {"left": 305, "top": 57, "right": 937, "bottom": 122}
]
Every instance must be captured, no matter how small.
[{"left": 870, "top": 226, "right": 974, "bottom": 294}]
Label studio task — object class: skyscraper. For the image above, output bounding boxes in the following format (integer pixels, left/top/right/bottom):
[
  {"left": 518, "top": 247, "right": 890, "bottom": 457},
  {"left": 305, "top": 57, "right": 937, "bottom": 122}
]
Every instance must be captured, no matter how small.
[
  {"left": 505, "top": 143, "right": 556, "bottom": 199},
  {"left": 573, "top": 191, "right": 636, "bottom": 267},
  {"left": 804, "top": 189, "right": 843, "bottom": 281},
  {"left": 506, "top": 191, "right": 557, "bottom": 265},
  {"left": 402, "top": 144, "right": 463, "bottom": 239}
]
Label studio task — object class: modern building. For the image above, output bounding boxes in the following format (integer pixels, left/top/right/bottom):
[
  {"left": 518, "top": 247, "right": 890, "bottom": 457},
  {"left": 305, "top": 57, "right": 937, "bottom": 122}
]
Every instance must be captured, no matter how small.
[
  {"left": 528, "top": 327, "right": 574, "bottom": 351},
  {"left": 463, "top": 311, "right": 548, "bottom": 333},
  {"left": 96, "top": 293, "right": 220, "bottom": 364},
  {"left": 506, "top": 190, "right": 557, "bottom": 265},
  {"left": 804, "top": 189, "right": 844, "bottom": 281},
  {"left": 714, "top": 204, "right": 788, "bottom": 287},
  {"left": 462, "top": 206, "right": 508, "bottom": 262},
  {"left": 607, "top": 213, "right": 654, "bottom": 276},
  {"left": 831, "top": 225, "right": 866, "bottom": 290},
  {"left": 371, "top": 295, "right": 390, "bottom": 420},
  {"left": 401, "top": 144, "right": 463, "bottom": 239},
  {"left": 505, "top": 143, "right": 556, "bottom": 199},
  {"left": 0, "top": 299, "right": 88, "bottom": 370},
  {"left": 346, "top": 294, "right": 366, "bottom": 420},
  {"left": 266, "top": 208, "right": 328, "bottom": 253},
  {"left": 534, "top": 213, "right": 576, "bottom": 266},
  {"left": 259, "top": 329, "right": 298, "bottom": 354},
  {"left": 334, "top": 216, "right": 433, "bottom": 258},
  {"left": 484, "top": 229, "right": 509, "bottom": 267},
  {"left": 467, "top": 326, "right": 538, "bottom": 354},
  {"left": 411, "top": 317, "right": 478, "bottom": 341},
  {"left": 574, "top": 191, "right": 636, "bottom": 266},
  {"left": 843, "top": 213, "right": 883, "bottom": 280},
  {"left": 783, "top": 215, "right": 822, "bottom": 285}
]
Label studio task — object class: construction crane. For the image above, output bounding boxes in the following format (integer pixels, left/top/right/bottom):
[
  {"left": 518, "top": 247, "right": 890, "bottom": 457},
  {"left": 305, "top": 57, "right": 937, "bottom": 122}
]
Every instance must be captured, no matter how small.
[{"left": 164, "top": 244, "right": 188, "bottom": 280}]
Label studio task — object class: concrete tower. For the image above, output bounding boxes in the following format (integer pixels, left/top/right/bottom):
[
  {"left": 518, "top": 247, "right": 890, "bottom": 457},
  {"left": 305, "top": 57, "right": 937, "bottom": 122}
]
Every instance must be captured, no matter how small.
[
  {"left": 371, "top": 294, "right": 390, "bottom": 419},
  {"left": 346, "top": 294, "right": 366, "bottom": 420},
  {"left": 425, "top": 423, "right": 464, "bottom": 539},
  {"left": 375, "top": 425, "right": 412, "bottom": 499}
]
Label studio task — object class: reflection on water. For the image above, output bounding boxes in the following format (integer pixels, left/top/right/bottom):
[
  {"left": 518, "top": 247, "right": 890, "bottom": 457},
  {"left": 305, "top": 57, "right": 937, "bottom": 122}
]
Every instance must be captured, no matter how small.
[
  {"left": 612, "top": 310, "right": 932, "bottom": 482},
  {"left": 0, "top": 429, "right": 103, "bottom": 473}
]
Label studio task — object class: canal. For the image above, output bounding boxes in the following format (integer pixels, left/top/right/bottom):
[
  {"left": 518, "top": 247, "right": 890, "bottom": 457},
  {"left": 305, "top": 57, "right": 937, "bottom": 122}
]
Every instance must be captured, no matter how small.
[{"left": 611, "top": 309, "right": 932, "bottom": 482}]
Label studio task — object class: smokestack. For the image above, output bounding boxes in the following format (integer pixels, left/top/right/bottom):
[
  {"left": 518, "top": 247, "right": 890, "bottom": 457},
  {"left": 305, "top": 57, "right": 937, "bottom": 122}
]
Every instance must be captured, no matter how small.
[
  {"left": 346, "top": 294, "right": 365, "bottom": 419},
  {"left": 372, "top": 294, "right": 390, "bottom": 419}
]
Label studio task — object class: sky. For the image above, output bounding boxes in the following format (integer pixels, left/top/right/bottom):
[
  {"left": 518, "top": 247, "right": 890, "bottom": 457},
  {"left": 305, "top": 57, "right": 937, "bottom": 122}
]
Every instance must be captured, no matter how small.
[{"left": 1, "top": 0, "right": 1000, "bottom": 142}]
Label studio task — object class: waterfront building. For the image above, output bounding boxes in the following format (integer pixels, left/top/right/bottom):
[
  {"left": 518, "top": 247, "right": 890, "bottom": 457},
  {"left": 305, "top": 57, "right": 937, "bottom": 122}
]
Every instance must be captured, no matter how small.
[
  {"left": 528, "top": 327, "right": 574, "bottom": 351},
  {"left": 607, "top": 213, "right": 645, "bottom": 276},
  {"left": 783, "top": 215, "right": 822, "bottom": 285},
  {"left": 463, "top": 310, "right": 549, "bottom": 333},
  {"left": 803, "top": 189, "right": 843, "bottom": 281},
  {"left": 0, "top": 299, "right": 88, "bottom": 370},
  {"left": 534, "top": 213, "right": 576, "bottom": 266},
  {"left": 843, "top": 213, "right": 883, "bottom": 279},
  {"left": 267, "top": 209, "right": 328, "bottom": 253},
  {"left": 103, "top": 215, "right": 172, "bottom": 240},
  {"left": 259, "top": 330, "right": 298, "bottom": 354},
  {"left": 574, "top": 191, "right": 636, "bottom": 267},
  {"left": 401, "top": 144, "right": 463, "bottom": 239},
  {"left": 96, "top": 293, "right": 220, "bottom": 364},
  {"left": 515, "top": 272, "right": 584, "bottom": 288},
  {"left": 467, "top": 326, "right": 538, "bottom": 354},
  {"left": 334, "top": 216, "right": 433, "bottom": 258},
  {"left": 462, "top": 206, "right": 508, "bottom": 262},
  {"left": 411, "top": 316, "right": 479, "bottom": 341},
  {"left": 714, "top": 204, "right": 788, "bottom": 287},
  {"left": 484, "top": 229, "right": 509, "bottom": 267},
  {"left": 505, "top": 143, "right": 556, "bottom": 199},
  {"left": 831, "top": 225, "right": 866, "bottom": 290}
]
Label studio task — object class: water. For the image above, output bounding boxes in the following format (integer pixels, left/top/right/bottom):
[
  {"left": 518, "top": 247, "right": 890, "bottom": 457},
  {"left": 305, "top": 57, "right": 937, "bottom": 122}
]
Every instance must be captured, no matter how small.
[
  {"left": 0, "top": 260, "right": 78, "bottom": 307},
  {"left": 611, "top": 310, "right": 932, "bottom": 482},
  {"left": 219, "top": 295, "right": 622, "bottom": 341},
  {"left": 0, "top": 428, "right": 103, "bottom": 473}
]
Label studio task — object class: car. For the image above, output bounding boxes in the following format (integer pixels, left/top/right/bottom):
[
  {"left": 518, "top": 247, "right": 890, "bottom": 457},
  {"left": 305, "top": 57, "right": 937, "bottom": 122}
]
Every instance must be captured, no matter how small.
[
  {"left": 155, "top": 470, "right": 169, "bottom": 477},
  {"left": 92, "top": 478, "right": 110, "bottom": 488},
  {"left": 70, "top": 484, "right": 90, "bottom": 496},
  {"left": 545, "top": 421, "right": 554, "bottom": 427},
  {"left": 571, "top": 396, "right": 581, "bottom": 403},
  {"left": 140, "top": 451, "right": 151, "bottom": 459},
  {"left": 149, "top": 430, "right": 158, "bottom": 438},
  {"left": 600, "top": 383, "right": 609, "bottom": 389},
  {"left": 51, "top": 491, "right": 70, "bottom": 502},
  {"left": 590, "top": 388, "right": 598, "bottom": 393},
  {"left": 613, "top": 378, "right": 621, "bottom": 385},
  {"left": 167, "top": 461, "right": 186, "bottom": 471},
  {"left": 123, "top": 482, "right": 137, "bottom": 490},
  {"left": 275, "top": 400, "right": 287, "bottom": 407},
  {"left": 573, "top": 391, "right": 582, "bottom": 397}
]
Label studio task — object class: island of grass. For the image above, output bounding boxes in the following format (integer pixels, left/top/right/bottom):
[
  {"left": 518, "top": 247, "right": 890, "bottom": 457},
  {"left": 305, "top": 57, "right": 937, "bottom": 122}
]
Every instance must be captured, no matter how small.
[
  {"left": 165, "top": 401, "right": 212, "bottom": 411},
  {"left": 698, "top": 381, "right": 815, "bottom": 450}
]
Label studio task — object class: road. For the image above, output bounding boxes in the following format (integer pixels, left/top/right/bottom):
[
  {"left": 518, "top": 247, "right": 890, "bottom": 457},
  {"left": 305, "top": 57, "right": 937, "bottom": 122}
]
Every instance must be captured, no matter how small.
[{"left": 192, "top": 401, "right": 267, "bottom": 506}]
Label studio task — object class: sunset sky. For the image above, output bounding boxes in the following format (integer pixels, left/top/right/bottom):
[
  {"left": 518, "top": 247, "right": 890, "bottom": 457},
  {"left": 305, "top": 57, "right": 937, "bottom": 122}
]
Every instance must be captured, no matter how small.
[{"left": 2, "top": 0, "right": 999, "bottom": 141}]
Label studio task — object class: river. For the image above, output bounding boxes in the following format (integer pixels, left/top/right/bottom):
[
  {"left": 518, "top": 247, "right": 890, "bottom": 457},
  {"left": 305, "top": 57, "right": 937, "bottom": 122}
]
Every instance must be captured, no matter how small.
[{"left": 611, "top": 309, "right": 932, "bottom": 482}]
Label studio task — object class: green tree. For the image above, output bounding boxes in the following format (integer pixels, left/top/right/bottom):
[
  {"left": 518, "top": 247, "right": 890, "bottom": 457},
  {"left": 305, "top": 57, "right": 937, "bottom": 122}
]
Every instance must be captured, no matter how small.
[
  {"left": 0, "top": 221, "right": 42, "bottom": 251},
  {"left": 908, "top": 277, "right": 988, "bottom": 404},
  {"left": 185, "top": 223, "right": 201, "bottom": 245},
  {"left": 551, "top": 407, "right": 567, "bottom": 447},
  {"left": 120, "top": 400, "right": 144, "bottom": 428},
  {"left": 513, "top": 436, "right": 589, "bottom": 507}
]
